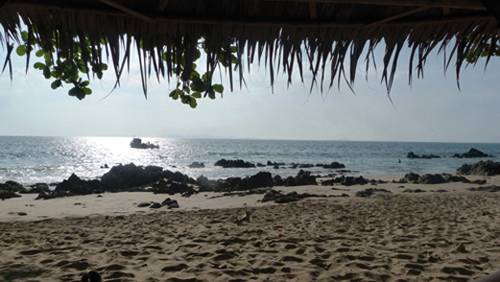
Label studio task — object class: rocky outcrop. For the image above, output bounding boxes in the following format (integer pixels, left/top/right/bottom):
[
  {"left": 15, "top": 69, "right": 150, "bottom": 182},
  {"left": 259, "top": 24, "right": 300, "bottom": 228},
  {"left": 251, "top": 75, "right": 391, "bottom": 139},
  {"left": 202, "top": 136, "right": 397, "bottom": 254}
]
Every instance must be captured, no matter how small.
[
  {"left": 456, "top": 160, "right": 500, "bottom": 176},
  {"left": 261, "top": 190, "right": 333, "bottom": 203},
  {"left": 320, "top": 176, "right": 367, "bottom": 186},
  {"left": 55, "top": 173, "right": 103, "bottom": 195},
  {"left": 214, "top": 159, "right": 256, "bottom": 168},
  {"left": 283, "top": 170, "right": 317, "bottom": 186},
  {"left": 151, "top": 179, "right": 195, "bottom": 195},
  {"left": 214, "top": 172, "right": 274, "bottom": 192},
  {"left": 101, "top": 164, "right": 165, "bottom": 191},
  {"left": 355, "top": 188, "right": 391, "bottom": 197},
  {"left": 0, "top": 183, "right": 22, "bottom": 199},
  {"left": 397, "top": 173, "right": 471, "bottom": 184},
  {"left": 407, "top": 152, "right": 441, "bottom": 159},
  {"left": 267, "top": 161, "right": 285, "bottom": 166},
  {"left": 162, "top": 198, "right": 180, "bottom": 209},
  {"left": 101, "top": 163, "right": 196, "bottom": 191},
  {"left": 467, "top": 186, "right": 500, "bottom": 192},
  {"left": 188, "top": 162, "right": 205, "bottom": 168},
  {"left": 322, "top": 162, "right": 346, "bottom": 169},
  {"left": 452, "top": 148, "right": 493, "bottom": 158}
]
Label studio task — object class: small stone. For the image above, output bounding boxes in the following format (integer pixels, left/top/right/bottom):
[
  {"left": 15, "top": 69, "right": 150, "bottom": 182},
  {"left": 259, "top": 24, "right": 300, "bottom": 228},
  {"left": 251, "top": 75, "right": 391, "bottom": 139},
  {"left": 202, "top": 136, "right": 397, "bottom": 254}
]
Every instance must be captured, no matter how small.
[
  {"left": 150, "top": 202, "right": 162, "bottom": 209},
  {"left": 137, "top": 202, "right": 151, "bottom": 207}
]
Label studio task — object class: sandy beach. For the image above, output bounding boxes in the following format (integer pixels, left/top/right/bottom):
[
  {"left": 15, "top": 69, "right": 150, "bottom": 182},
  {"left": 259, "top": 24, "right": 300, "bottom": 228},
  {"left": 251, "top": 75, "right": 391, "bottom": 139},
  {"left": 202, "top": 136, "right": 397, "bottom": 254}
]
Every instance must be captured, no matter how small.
[{"left": 1, "top": 174, "right": 500, "bottom": 281}]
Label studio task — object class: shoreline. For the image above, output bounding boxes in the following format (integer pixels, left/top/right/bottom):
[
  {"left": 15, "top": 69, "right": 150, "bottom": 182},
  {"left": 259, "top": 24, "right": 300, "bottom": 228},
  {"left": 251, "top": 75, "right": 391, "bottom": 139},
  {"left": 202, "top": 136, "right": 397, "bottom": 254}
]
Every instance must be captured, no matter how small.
[{"left": 1, "top": 173, "right": 496, "bottom": 222}]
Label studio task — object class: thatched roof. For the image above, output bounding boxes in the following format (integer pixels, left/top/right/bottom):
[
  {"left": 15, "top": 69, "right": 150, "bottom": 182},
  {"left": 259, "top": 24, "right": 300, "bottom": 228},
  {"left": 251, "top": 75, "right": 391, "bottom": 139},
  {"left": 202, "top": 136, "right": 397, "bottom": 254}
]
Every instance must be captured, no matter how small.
[{"left": 0, "top": 0, "right": 499, "bottom": 94}]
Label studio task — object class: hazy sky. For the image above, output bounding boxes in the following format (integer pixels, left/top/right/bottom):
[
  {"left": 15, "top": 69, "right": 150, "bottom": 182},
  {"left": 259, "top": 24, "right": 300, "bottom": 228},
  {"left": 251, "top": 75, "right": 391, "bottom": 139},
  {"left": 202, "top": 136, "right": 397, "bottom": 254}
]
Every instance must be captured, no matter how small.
[{"left": 1, "top": 42, "right": 500, "bottom": 143}]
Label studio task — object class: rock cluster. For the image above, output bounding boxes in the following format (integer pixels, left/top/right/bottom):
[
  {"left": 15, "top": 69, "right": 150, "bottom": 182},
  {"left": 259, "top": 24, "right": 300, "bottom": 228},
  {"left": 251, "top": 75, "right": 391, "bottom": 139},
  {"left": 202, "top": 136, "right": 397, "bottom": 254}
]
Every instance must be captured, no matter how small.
[
  {"left": 467, "top": 186, "right": 500, "bottom": 192},
  {"left": 214, "top": 159, "right": 256, "bottom": 168},
  {"left": 406, "top": 152, "right": 441, "bottom": 159},
  {"left": 355, "top": 188, "right": 392, "bottom": 197},
  {"left": 396, "top": 173, "right": 480, "bottom": 184},
  {"left": 214, "top": 159, "right": 346, "bottom": 170},
  {"left": 452, "top": 148, "right": 493, "bottom": 158},
  {"left": 261, "top": 190, "right": 345, "bottom": 203},
  {"left": 456, "top": 160, "right": 500, "bottom": 176},
  {"left": 282, "top": 170, "right": 317, "bottom": 186},
  {"left": 320, "top": 176, "right": 368, "bottom": 186},
  {"left": 214, "top": 171, "right": 274, "bottom": 192}
]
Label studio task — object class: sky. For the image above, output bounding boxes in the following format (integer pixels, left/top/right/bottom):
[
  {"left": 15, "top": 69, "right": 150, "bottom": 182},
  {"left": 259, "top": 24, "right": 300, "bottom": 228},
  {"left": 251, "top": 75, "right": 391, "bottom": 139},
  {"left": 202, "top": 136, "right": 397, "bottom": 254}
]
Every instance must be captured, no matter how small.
[{"left": 1, "top": 41, "right": 500, "bottom": 143}]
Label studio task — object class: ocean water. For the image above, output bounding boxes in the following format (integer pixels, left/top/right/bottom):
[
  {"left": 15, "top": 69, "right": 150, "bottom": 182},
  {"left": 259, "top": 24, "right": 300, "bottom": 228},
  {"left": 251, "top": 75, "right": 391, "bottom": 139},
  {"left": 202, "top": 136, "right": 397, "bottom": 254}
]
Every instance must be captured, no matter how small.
[{"left": 1, "top": 136, "right": 500, "bottom": 186}]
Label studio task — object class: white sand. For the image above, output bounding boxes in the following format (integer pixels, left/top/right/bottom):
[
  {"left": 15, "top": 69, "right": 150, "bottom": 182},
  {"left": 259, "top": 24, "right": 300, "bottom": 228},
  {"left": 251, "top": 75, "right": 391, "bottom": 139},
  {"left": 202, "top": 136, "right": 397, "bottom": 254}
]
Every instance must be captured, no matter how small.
[{"left": 1, "top": 174, "right": 500, "bottom": 281}]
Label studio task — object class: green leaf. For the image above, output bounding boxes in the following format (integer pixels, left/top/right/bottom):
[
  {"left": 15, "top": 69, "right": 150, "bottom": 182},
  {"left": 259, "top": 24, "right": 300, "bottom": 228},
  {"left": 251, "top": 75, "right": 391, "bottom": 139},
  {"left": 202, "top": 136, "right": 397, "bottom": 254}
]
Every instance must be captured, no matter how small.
[
  {"left": 33, "top": 62, "right": 46, "bottom": 70},
  {"left": 16, "top": 45, "right": 26, "bottom": 56},
  {"left": 35, "top": 49, "right": 45, "bottom": 58},
  {"left": 82, "top": 80, "right": 90, "bottom": 87},
  {"left": 21, "top": 31, "right": 29, "bottom": 42},
  {"left": 68, "top": 87, "right": 86, "bottom": 100},
  {"left": 43, "top": 67, "right": 51, "bottom": 79},
  {"left": 101, "top": 64, "right": 108, "bottom": 71},
  {"left": 208, "top": 91, "right": 216, "bottom": 99},
  {"left": 183, "top": 86, "right": 190, "bottom": 94},
  {"left": 191, "top": 92, "right": 202, "bottom": 99},
  {"left": 82, "top": 87, "right": 92, "bottom": 94},
  {"left": 51, "top": 79, "right": 62, "bottom": 90},
  {"left": 189, "top": 97, "right": 197, "bottom": 108},
  {"left": 213, "top": 84, "right": 224, "bottom": 93}
]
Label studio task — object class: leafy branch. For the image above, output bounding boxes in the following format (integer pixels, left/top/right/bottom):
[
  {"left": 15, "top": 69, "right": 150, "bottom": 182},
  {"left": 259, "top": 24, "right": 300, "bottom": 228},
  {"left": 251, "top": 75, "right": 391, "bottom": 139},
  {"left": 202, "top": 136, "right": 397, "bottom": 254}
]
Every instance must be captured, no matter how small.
[{"left": 15, "top": 29, "right": 234, "bottom": 108}]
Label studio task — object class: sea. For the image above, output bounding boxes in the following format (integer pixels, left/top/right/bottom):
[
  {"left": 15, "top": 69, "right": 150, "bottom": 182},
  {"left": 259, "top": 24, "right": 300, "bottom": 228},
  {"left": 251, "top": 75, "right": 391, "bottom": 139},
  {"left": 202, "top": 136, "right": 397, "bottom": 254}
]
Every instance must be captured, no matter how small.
[{"left": 1, "top": 136, "right": 500, "bottom": 186}]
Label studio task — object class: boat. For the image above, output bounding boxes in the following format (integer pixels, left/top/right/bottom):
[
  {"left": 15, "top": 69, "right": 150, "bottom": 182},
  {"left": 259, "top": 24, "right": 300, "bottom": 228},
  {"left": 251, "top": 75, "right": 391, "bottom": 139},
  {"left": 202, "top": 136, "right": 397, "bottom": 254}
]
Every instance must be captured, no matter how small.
[{"left": 130, "top": 138, "right": 159, "bottom": 149}]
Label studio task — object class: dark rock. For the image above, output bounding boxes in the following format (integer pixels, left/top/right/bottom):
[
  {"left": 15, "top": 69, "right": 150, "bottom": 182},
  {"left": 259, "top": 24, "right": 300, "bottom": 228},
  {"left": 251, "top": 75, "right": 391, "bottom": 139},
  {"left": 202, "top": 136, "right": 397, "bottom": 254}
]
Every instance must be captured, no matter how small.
[
  {"left": 471, "top": 179, "right": 487, "bottom": 185},
  {"left": 36, "top": 191, "right": 57, "bottom": 200},
  {"left": 0, "top": 182, "right": 25, "bottom": 199},
  {"left": 284, "top": 170, "right": 317, "bottom": 186},
  {"left": 267, "top": 161, "right": 285, "bottom": 166},
  {"left": 257, "top": 163, "right": 266, "bottom": 167},
  {"left": 320, "top": 176, "right": 367, "bottom": 186},
  {"left": 137, "top": 202, "right": 151, "bottom": 207},
  {"left": 55, "top": 173, "right": 102, "bottom": 196},
  {"left": 214, "top": 172, "right": 274, "bottom": 192},
  {"left": 150, "top": 202, "right": 162, "bottom": 209},
  {"left": 197, "top": 175, "right": 216, "bottom": 192},
  {"left": 262, "top": 190, "right": 326, "bottom": 203},
  {"left": 0, "top": 190, "right": 21, "bottom": 199},
  {"left": 407, "top": 152, "right": 441, "bottom": 159},
  {"left": 17, "top": 212, "right": 27, "bottom": 216},
  {"left": 273, "top": 175, "right": 284, "bottom": 186},
  {"left": 403, "top": 189, "right": 426, "bottom": 193},
  {"left": 441, "top": 174, "right": 470, "bottom": 183},
  {"left": 214, "top": 159, "right": 256, "bottom": 168},
  {"left": 355, "top": 188, "right": 392, "bottom": 197},
  {"left": 152, "top": 179, "right": 194, "bottom": 195},
  {"left": 188, "top": 162, "right": 205, "bottom": 168},
  {"left": 399, "top": 173, "right": 442, "bottom": 184},
  {"left": 101, "top": 163, "right": 179, "bottom": 191},
  {"left": 452, "top": 148, "right": 493, "bottom": 158},
  {"left": 322, "top": 162, "right": 346, "bottom": 169},
  {"left": 26, "top": 183, "right": 51, "bottom": 194},
  {"left": 161, "top": 198, "right": 179, "bottom": 209},
  {"left": 467, "top": 186, "right": 500, "bottom": 192},
  {"left": 457, "top": 160, "right": 500, "bottom": 176},
  {"left": 418, "top": 174, "right": 446, "bottom": 184}
]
